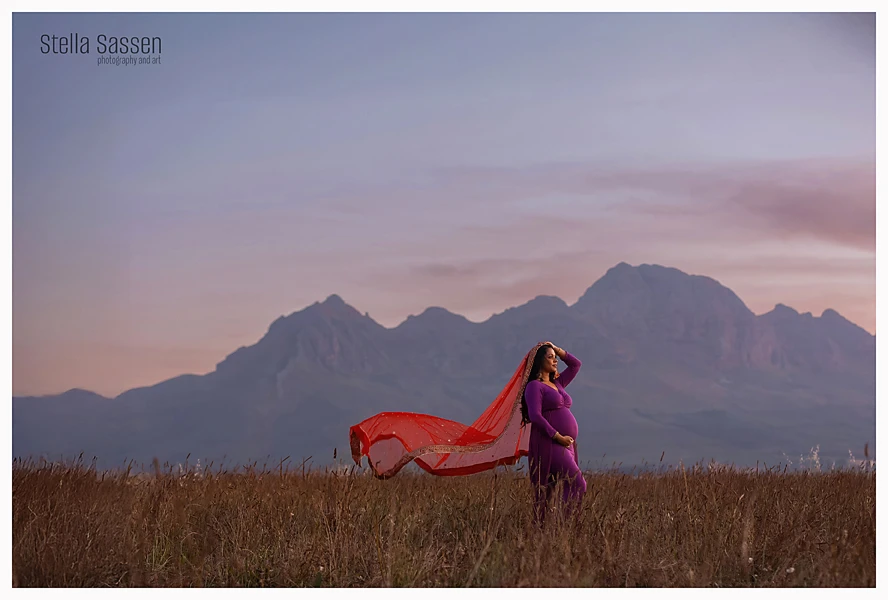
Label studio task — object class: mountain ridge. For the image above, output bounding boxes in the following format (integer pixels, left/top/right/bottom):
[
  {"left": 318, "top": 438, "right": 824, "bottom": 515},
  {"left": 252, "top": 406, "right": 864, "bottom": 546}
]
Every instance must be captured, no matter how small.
[{"left": 13, "top": 262, "right": 875, "bottom": 470}]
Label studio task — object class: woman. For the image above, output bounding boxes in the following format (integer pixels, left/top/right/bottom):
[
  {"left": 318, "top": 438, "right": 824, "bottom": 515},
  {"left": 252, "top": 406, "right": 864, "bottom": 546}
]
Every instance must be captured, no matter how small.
[
  {"left": 349, "top": 341, "right": 586, "bottom": 520},
  {"left": 521, "top": 343, "right": 586, "bottom": 522}
]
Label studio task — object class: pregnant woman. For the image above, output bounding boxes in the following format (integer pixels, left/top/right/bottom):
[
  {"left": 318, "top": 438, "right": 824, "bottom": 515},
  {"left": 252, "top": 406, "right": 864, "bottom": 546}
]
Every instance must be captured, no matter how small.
[
  {"left": 350, "top": 340, "right": 586, "bottom": 527},
  {"left": 521, "top": 342, "right": 586, "bottom": 523}
]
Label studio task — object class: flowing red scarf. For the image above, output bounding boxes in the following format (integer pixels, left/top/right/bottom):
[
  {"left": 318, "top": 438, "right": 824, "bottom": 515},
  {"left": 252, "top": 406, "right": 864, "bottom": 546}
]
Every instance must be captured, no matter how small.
[{"left": 349, "top": 341, "right": 550, "bottom": 478}]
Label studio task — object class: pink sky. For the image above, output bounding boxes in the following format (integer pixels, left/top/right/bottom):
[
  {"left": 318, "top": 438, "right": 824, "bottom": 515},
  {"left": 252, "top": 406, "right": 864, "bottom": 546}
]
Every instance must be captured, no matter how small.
[
  {"left": 13, "top": 157, "right": 874, "bottom": 397},
  {"left": 13, "top": 13, "right": 874, "bottom": 397}
]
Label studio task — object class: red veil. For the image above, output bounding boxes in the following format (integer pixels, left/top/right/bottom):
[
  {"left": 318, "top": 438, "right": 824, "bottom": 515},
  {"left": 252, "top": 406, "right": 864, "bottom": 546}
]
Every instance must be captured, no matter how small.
[{"left": 349, "top": 341, "right": 549, "bottom": 478}]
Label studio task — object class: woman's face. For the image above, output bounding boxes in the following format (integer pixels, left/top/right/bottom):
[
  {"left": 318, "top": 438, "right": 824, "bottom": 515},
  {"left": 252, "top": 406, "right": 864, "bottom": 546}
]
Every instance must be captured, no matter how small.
[{"left": 541, "top": 347, "right": 558, "bottom": 373}]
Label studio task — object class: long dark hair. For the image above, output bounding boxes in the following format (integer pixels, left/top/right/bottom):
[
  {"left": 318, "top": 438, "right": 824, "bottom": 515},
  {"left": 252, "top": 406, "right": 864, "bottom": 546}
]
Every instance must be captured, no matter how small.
[{"left": 521, "top": 343, "right": 556, "bottom": 426}]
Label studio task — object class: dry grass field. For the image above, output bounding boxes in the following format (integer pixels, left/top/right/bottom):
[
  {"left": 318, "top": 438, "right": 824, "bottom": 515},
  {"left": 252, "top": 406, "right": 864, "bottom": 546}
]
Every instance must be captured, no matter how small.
[{"left": 11, "top": 455, "right": 875, "bottom": 587}]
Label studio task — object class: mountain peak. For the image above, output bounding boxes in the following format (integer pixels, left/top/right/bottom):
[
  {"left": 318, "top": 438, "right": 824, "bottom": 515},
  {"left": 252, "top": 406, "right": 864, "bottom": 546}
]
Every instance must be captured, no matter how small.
[
  {"left": 574, "top": 262, "right": 642, "bottom": 300},
  {"left": 577, "top": 262, "right": 749, "bottom": 308},
  {"left": 818, "top": 307, "right": 874, "bottom": 339},
  {"left": 581, "top": 262, "right": 706, "bottom": 297},
  {"left": 487, "top": 294, "right": 569, "bottom": 324},
  {"left": 610, "top": 261, "right": 634, "bottom": 272},
  {"left": 773, "top": 303, "right": 798, "bottom": 313},
  {"left": 599, "top": 261, "right": 640, "bottom": 280},
  {"left": 572, "top": 262, "right": 755, "bottom": 364},
  {"left": 303, "top": 294, "right": 366, "bottom": 320},
  {"left": 261, "top": 294, "right": 379, "bottom": 341},
  {"left": 410, "top": 306, "right": 472, "bottom": 324},
  {"left": 523, "top": 295, "right": 569, "bottom": 312},
  {"left": 57, "top": 388, "right": 110, "bottom": 402},
  {"left": 418, "top": 306, "right": 467, "bottom": 319},
  {"left": 396, "top": 306, "right": 473, "bottom": 332},
  {"left": 323, "top": 294, "right": 346, "bottom": 306}
]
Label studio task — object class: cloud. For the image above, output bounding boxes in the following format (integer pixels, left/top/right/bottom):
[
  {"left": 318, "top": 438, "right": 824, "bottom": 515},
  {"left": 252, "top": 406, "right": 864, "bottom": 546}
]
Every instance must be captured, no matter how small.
[
  {"left": 723, "top": 165, "right": 875, "bottom": 251},
  {"left": 631, "top": 161, "right": 874, "bottom": 250},
  {"left": 356, "top": 250, "right": 602, "bottom": 325},
  {"left": 344, "top": 154, "right": 876, "bottom": 331},
  {"left": 159, "top": 156, "right": 874, "bottom": 257},
  {"left": 596, "top": 159, "right": 875, "bottom": 251},
  {"left": 13, "top": 156, "right": 876, "bottom": 396}
]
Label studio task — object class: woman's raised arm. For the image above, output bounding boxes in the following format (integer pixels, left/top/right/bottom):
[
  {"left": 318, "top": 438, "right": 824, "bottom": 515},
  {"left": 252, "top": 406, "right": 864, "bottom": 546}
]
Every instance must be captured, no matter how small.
[{"left": 554, "top": 349, "right": 582, "bottom": 388}]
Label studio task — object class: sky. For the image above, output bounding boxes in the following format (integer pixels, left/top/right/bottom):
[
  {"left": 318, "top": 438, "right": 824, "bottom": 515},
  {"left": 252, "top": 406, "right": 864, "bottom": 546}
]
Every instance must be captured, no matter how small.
[{"left": 12, "top": 12, "right": 875, "bottom": 397}]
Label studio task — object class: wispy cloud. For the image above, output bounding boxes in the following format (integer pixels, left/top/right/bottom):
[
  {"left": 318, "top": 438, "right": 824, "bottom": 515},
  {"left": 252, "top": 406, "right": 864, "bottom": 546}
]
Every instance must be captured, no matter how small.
[
  {"left": 608, "top": 160, "right": 875, "bottom": 251},
  {"left": 413, "top": 158, "right": 876, "bottom": 250},
  {"left": 12, "top": 12, "right": 876, "bottom": 398},
  {"left": 339, "top": 158, "right": 874, "bottom": 331}
]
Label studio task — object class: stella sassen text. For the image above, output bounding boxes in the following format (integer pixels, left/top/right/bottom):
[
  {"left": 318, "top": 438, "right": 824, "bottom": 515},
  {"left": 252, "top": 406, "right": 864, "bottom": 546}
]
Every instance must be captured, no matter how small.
[{"left": 40, "top": 34, "right": 162, "bottom": 55}]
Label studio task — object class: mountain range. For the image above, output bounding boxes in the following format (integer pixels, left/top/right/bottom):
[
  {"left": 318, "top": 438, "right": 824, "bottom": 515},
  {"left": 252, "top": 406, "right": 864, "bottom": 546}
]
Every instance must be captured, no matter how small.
[{"left": 12, "top": 262, "right": 876, "bottom": 471}]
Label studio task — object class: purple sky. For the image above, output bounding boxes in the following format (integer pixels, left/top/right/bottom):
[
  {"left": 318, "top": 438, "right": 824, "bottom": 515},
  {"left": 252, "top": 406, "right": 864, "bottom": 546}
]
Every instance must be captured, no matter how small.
[{"left": 13, "top": 13, "right": 875, "bottom": 397}]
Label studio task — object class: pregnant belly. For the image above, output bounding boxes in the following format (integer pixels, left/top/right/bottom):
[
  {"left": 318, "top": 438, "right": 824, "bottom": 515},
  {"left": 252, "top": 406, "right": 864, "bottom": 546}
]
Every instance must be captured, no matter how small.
[{"left": 545, "top": 407, "right": 578, "bottom": 439}]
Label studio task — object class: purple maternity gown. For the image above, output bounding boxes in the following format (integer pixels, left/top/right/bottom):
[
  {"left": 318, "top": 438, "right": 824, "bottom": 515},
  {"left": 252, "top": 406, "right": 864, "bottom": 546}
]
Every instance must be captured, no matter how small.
[{"left": 524, "top": 352, "right": 586, "bottom": 522}]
